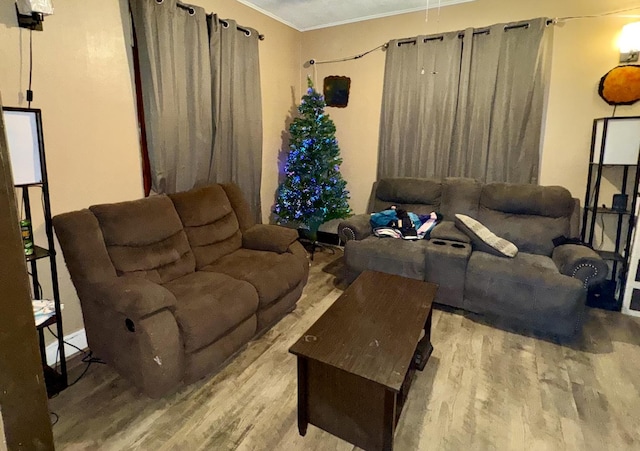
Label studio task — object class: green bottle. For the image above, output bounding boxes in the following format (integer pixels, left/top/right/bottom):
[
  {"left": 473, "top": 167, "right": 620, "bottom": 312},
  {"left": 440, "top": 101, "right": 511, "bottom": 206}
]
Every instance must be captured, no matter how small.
[{"left": 20, "top": 219, "right": 34, "bottom": 256}]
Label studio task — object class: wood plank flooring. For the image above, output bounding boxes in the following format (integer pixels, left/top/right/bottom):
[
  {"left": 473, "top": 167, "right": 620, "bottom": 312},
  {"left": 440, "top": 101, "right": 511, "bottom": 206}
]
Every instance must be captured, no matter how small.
[{"left": 50, "top": 249, "right": 640, "bottom": 450}]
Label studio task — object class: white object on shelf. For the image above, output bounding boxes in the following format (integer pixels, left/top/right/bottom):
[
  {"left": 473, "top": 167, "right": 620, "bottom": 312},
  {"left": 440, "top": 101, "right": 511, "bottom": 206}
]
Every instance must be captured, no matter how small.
[
  {"left": 33, "top": 299, "right": 63, "bottom": 326},
  {"left": 592, "top": 117, "right": 640, "bottom": 165},
  {"left": 3, "top": 110, "right": 42, "bottom": 185}
]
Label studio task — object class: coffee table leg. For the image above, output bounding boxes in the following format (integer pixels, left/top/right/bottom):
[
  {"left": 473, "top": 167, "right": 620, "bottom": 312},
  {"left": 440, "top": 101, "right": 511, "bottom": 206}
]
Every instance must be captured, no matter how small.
[
  {"left": 297, "top": 357, "right": 309, "bottom": 436},
  {"left": 413, "top": 308, "right": 433, "bottom": 371}
]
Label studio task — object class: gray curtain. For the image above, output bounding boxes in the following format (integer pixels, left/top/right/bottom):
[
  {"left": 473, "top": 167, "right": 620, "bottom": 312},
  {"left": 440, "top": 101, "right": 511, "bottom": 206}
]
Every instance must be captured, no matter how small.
[
  {"left": 209, "top": 15, "right": 263, "bottom": 223},
  {"left": 130, "top": 0, "right": 213, "bottom": 194},
  {"left": 378, "top": 18, "right": 553, "bottom": 184},
  {"left": 378, "top": 31, "right": 462, "bottom": 179}
]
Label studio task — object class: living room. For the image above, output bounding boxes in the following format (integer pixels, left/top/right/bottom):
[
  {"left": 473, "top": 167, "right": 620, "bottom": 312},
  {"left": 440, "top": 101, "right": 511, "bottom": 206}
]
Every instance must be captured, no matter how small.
[{"left": 2, "top": 0, "right": 640, "bottom": 449}]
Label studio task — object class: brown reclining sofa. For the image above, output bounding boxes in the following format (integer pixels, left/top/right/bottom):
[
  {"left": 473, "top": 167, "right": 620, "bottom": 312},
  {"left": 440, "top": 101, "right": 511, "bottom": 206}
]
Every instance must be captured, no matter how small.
[{"left": 53, "top": 183, "right": 309, "bottom": 397}]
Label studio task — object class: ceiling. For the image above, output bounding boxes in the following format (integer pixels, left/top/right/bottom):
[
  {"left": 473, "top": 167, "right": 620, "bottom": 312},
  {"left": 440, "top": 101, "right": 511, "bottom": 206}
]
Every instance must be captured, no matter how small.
[{"left": 236, "top": 0, "right": 474, "bottom": 32}]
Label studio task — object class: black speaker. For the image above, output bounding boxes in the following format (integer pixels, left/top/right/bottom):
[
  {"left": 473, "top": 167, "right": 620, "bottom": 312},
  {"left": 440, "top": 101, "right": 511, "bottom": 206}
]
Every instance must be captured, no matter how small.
[{"left": 612, "top": 193, "right": 628, "bottom": 212}]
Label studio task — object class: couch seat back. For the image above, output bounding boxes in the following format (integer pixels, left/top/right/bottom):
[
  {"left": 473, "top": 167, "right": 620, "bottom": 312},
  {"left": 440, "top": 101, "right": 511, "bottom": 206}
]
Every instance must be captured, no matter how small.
[
  {"left": 90, "top": 195, "right": 195, "bottom": 284},
  {"left": 477, "top": 183, "right": 574, "bottom": 256},
  {"left": 169, "top": 185, "right": 243, "bottom": 269},
  {"left": 371, "top": 178, "right": 441, "bottom": 215}
]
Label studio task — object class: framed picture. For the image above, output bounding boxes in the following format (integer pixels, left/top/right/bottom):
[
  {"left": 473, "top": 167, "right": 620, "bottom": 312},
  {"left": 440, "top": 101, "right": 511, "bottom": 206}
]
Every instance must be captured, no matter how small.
[{"left": 323, "top": 76, "right": 351, "bottom": 108}]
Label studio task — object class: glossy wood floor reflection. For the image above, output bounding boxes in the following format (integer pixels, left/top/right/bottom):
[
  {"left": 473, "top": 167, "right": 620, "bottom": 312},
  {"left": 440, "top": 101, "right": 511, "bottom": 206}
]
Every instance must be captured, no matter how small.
[{"left": 50, "top": 249, "right": 640, "bottom": 450}]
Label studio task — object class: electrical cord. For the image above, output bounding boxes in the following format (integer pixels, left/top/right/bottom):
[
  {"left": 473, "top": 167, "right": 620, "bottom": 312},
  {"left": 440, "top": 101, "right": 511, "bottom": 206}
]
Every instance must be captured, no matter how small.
[
  {"left": 27, "top": 28, "right": 33, "bottom": 107},
  {"left": 27, "top": 272, "right": 43, "bottom": 298},
  {"left": 46, "top": 326, "right": 106, "bottom": 387},
  {"left": 50, "top": 411, "right": 59, "bottom": 426}
]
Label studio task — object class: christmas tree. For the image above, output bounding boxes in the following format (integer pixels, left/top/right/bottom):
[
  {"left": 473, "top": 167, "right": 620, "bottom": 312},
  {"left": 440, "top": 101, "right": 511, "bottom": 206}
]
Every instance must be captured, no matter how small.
[{"left": 274, "top": 78, "right": 351, "bottom": 241}]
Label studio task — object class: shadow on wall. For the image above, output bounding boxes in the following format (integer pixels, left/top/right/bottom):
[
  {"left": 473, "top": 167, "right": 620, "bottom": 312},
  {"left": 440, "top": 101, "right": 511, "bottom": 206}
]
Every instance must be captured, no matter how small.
[{"left": 268, "top": 85, "right": 298, "bottom": 225}]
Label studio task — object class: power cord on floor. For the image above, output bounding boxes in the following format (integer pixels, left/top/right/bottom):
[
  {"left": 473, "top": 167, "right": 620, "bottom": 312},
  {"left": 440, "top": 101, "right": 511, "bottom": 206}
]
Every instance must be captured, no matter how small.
[{"left": 46, "top": 326, "right": 106, "bottom": 387}]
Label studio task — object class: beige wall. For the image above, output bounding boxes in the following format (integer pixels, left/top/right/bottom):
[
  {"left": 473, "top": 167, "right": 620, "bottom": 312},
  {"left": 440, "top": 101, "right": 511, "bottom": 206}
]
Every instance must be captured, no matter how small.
[
  {"left": 0, "top": 0, "right": 300, "bottom": 339},
  {"left": 301, "top": 0, "right": 640, "bottom": 213}
]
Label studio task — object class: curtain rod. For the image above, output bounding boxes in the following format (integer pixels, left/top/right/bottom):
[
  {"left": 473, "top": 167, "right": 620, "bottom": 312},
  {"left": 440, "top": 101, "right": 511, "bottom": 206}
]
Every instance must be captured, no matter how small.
[
  {"left": 397, "top": 20, "right": 546, "bottom": 46},
  {"left": 174, "top": 2, "right": 265, "bottom": 40}
]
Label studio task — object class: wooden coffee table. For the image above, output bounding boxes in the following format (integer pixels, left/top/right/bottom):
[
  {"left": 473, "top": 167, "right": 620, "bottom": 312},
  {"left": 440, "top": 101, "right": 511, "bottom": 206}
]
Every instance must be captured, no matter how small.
[{"left": 289, "top": 270, "right": 436, "bottom": 451}]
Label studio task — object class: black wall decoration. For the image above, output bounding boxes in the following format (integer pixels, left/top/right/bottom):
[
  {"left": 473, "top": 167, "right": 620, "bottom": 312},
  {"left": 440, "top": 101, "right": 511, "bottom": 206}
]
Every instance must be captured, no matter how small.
[{"left": 323, "top": 76, "right": 351, "bottom": 108}]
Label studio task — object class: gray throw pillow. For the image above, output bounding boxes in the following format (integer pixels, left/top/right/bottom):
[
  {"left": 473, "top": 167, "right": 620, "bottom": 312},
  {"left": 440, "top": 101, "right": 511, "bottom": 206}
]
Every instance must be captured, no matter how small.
[{"left": 454, "top": 214, "right": 518, "bottom": 258}]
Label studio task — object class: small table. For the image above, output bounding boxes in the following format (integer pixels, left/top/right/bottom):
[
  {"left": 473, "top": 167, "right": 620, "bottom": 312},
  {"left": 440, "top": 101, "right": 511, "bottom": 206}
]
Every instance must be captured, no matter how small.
[{"left": 289, "top": 270, "right": 436, "bottom": 451}]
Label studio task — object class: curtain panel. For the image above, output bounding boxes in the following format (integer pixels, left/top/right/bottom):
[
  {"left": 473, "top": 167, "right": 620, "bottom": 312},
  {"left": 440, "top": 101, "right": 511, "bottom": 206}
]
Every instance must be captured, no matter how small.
[
  {"left": 208, "top": 15, "right": 263, "bottom": 223},
  {"left": 378, "top": 17, "right": 553, "bottom": 184},
  {"left": 130, "top": 0, "right": 263, "bottom": 223},
  {"left": 130, "top": 0, "right": 213, "bottom": 194}
]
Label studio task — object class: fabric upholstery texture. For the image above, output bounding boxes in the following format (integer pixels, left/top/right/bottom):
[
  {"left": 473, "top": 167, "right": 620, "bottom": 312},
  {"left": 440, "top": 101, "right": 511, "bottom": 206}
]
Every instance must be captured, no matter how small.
[
  {"left": 242, "top": 224, "right": 298, "bottom": 253},
  {"left": 440, "top": 177, "right": 481, "bottom": 220},
  {"left": 90, "top": 195, "right": 196, "bottom": 283},
  {"left": 169, "top": 185, "right": 242, "bottom": 269},
  {"left": 465, "top": 251, "right": 586, "bottom": 337},
  {"left": 339, "top": 177, "right": 606, "bottom": 338},
  {"left": 429, "top": 220, "right": 471, "bottom": 243},
  {"left": 54, "top": 183, "right": 308, "bottom": 398},
  {"left": 424, "top": 239, "right": 472, "bottom": 308},
  {"left": 345, "top": 236, "right": 432, "bottom": 281},
  {"left": 204, "top": 248, "right": 305, "bottom": 308},
  {"left": 455, "top": 214, "right": 518, "bottom": 258},
  {"left": 163, "top": 271, "right": 258, "bottom": 352}
]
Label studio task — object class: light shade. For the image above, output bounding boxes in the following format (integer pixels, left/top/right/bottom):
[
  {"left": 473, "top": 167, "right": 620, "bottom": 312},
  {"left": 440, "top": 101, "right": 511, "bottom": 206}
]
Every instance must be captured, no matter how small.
[
  {"left": 16, "top": 0, "right": 53, "bottom": 16},
  {"left": 619, "top": 22, "right": 640, "bottom": 63}
]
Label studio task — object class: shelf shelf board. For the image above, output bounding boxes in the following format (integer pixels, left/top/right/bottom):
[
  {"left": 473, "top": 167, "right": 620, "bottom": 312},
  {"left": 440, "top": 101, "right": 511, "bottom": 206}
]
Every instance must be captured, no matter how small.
[
  {"left": 589, "top": 162, "right": 637, "bottom": 167},
  {"left": 596, "top": 250, "right": 625, "bottom": 262},
  {"left": 14, "top": 182, "right": 44, "bottom": 188},
  {"left": 36, "top": 314, "right": 57, "bottom": 330},
  {"left": 585, "top": 206, "right": 631, "bottom": 215},
  {"left": 25, "top": 245, "right": 52, "bottom": 262}
]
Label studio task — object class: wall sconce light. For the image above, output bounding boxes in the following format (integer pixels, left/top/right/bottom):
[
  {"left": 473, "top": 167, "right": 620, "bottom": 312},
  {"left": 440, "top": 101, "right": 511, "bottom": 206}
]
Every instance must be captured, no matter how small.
[
  {"left": 619, "top": 21, "right": 640, "bottom": 63},
  {"left": 15, "top": 0, "right": 53, "bottom": 31}
]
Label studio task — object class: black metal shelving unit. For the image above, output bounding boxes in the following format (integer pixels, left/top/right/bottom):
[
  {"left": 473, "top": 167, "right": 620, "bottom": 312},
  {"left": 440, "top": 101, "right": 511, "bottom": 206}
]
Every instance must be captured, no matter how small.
[
  {"left": 581, "top": 116, "right": 640, "bottom": 311},
  {"left": 8, "top": 106, "right": 67, "bottom": 397}
]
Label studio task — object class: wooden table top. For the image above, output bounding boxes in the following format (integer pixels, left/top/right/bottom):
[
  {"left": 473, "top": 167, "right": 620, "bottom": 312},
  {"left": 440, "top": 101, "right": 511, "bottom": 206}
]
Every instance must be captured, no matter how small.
[{"left": 289, "top": 270, "right": 436, "bottom": 392}]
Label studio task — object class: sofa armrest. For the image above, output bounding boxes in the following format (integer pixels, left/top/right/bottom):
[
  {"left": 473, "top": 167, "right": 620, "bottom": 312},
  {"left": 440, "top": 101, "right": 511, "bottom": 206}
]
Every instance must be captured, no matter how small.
[
  {"left": 87, "top": 277, "right": 177, "bottom": 320},
  {"left": 242, "top": 224, "right": 298, "bottom": 253},
  {"left": 552, "top": 244, "right": 608, "bottom": 289},
  {"left": 338, "top": 214, "right": 372, "bottom": 242}
]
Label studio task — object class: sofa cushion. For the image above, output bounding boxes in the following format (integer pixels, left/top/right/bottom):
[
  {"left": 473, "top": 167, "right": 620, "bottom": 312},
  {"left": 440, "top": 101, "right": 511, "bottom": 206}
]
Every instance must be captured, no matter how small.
[
  {"left": 464, "top": 252, "right": 585, "bottom": 331},
  {"left": 372, "top": 178, "right": 441, "bottom": 215},
  {"left": 477, "top": 183, "right": 573, "bottom": 256},
  {"left": 455, "top": 214, "right": 518, "bottom": 258},
  {"left": 163, "top": 272, "right": 258, "bottom": 353},
  {"left": 429, "top": 220, "right": 471, "bottom": 243},
  {"left": 90, "top": 195, "right": 195, "bottom": 284},
  {"left": 169, "top": 185, "right": 242, "bottom": 269},
  {"left": 477, "top": 207, "right": 569, "bottom": 257},
  {"left": 440, "top": 177, "right": 482, "bottom": 221},
  {"left": 480, "top": 183, "right": 574, "bottom": 218},
  {"left": 344, "top": 236, "right": 432, "bottom": 281},
  {"left": 203, "top": 249, "right": 305, "bottom": 308}
]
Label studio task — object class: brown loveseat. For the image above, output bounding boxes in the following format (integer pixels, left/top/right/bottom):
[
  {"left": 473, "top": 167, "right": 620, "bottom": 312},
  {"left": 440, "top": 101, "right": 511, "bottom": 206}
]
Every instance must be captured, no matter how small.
[
  {"left": 338, "top": 177, "right": 608, "bottom": 338},
  {"left": 53, "top": 183, "right": 309, "bottom": 397}
]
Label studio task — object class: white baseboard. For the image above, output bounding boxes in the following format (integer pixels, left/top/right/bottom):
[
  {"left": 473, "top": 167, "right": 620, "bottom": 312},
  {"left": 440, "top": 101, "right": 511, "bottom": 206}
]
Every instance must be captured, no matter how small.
[{"left": 45, "top": 328, "right": 87, "bottom": 366}]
